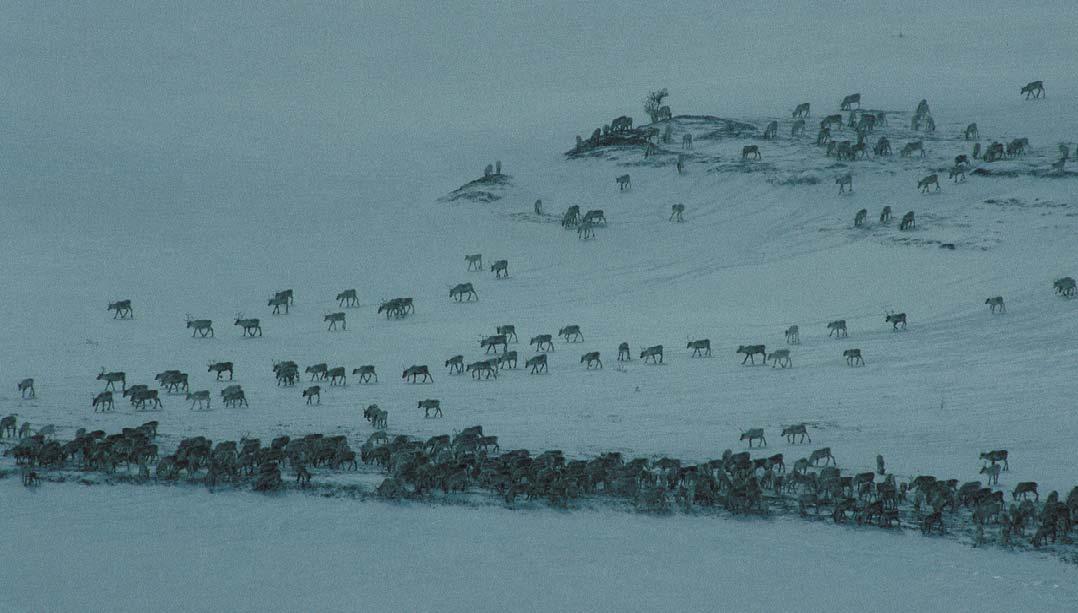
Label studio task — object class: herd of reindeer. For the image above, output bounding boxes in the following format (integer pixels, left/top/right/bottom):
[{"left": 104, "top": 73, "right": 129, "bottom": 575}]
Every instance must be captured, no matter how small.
[{"left": 4, "top": 81, "right": 1076, "bottom": 555}]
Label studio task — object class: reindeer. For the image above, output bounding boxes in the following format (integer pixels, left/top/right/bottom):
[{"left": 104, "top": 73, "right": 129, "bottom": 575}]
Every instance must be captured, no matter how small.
[
  {"left": 793, "top": 102, "right": 810, "bottom": 118},
  {"left": 156, "top": 370, "right": 189, "bottom": 393},
  {"left": 577, "top": 220, "right": 597, "bottom": 240},
  {"left": 268, "top": 295, "right": 290, "bottom": 315},
  {"left": 685, "top": 339, "right": 711, "bottom": 357},
  {"left": 131, "top": 388, "right": 162, "bottom": 411},
  {"left": 1054, "top": 277, "right": 1077, "bottom": 296},
  {"left": 185, "top": 316, "right": 214, "bottom": 337},
  {"left": 980, "top": 463, "right": 1001, "bottom": 486},
  {"left": 107, "top": 299, "right": 133, "bottom": 319},
  {"left": 274, "top": 361, "right": 299, "bottom": 386},
  {"left": 415, "top": 399, "right": 441, "bottom": 418},
  {"left": 873, "top": 137, "right": 891, "bottom": 157},
  {"left": 836, "top": 173, "right": 852, "bottom": 194},
  {"left": 782, "top": 424, "right": 811, "bottom": 444},
  {"left": 676, "top": 154, "right": 685, "bottom": 175},
  {"left": 466, "top": 361, "right": 497, "bottom": 380},
  {"left": 481, "top": 334, "right": 509, "bottom": 354},
  {"left": 1052, "top": 158, "right": 1066, "bottom": 175},
  {"left": 816, "top": 127, "right": 831, "bottom": 145},
  {"left": 222, "top": 387, "right": 247, "bottom": 408},
  {"left": 918, "top": 174, "right": 940, "bottom": 193},
  {"left": 985, "top": 296, "right": 1005, "bottom": 313},
  {"left": 840, "top": 93, "right": 860, "bottom": 110},
  {"left": 302, "top": 386, "right": 321, "bottom": 405},
  {"left": 97, "top": 369, "right": 126, "bottom": 391},
  {"left": 274, "top": 289, "right": 294, "bottom": 305},
  {"left": 899, "top": 211, "right": 915, "bottom": 231},
  {"left": 305, "top": 364, "right": 328, "bottom": 381},
  {"left": 186, "top": 390, "right": 211, "bottom": 410},
  {"left": 208, "top": 361, "right": 233, "bottom": 380},
  {"left": 741, "top": 145, "right": 761, "bottom": 160},
  {"left": 92, "top": 391, "right": 114, "bottom": 412},
  {"left": 843, "top": 348, "right": 864, "bottom": 366},
  {"left": 327, "top": 367, "right": 347, "bottom": 386},
  {"left": 791, "top": 119, "right": 805, "bottom": 137},
  {"left": 123, "top": 385, "right": 149, "bottom": 404},
  {"left": 581, "top": 352, "right": 602, "bottom": 369},
  {"left": 854, "top": 208, "right": 866, "bottom": 227},
  {"left": 495, "top": 325, "right": 518, "bottom": 343},
  {"left": 784, "top": 325, "right": 799, "bottom": 344},
  {"left": 1020, "top": 80, "right": 1044, "bottom": 99},
  {"left": 762, "top": 120, "right": 778, "bottom": 140},
  {"left": 736, "top": 345, "right": 766, "bottom": 364},
  {"left": 856, "top": 113, "right": 875, "bottom": 134},
  {"left": 900, "top": 141, "right": 925, "bottom": 158},
  {"left": 808, "top": 447, "right": 834, "bottom": 466},
  {"left": 616, "top": 174, "right": 631, "bottom": 191},
  {"left": 885, "top": 312, "right": 907, "bottom": 330},
  {"left": 878, "top": 206, "right": 892, "bottom": 223},
  {"left": 561, "top": 207, "right": 580, "bottom": 228},
  {"left": 559, "top": 325, "right": 583, "bottom": 342},
  {"left": 582, "top": 209, "right": 606, "bottom": 225},
  {"left": 449, "top": 283, "right": 477, "bottom": 302},
  {"left": 336, "top": 289, "right": 359, "bottom": 307},
  {"left": 498, "top": 351, "right": 518, "bottom": 370},
  {"left": 963, "top": 123, "right": 978, "bottom": 140},
  {"left": 530, "top": 334, "right": 555, "bottom": 352},
  {"left": 364, "top": 404, "right": 388, "bottom": 429},
  {"left": 402, "top": 365, "right": 432, "bottom": 383},
  {"left": 768, "top": 349, "right": 792, "bottom": 368},
  {"left": 827, "top": 320, "right": 847, "bottom": 337},
  {"left": 235, "top": 317, "right": 262, "bottom": 337},
  {"left": 984, "top": 142, "right": 1005, "bottom": 162},
  {"left": 851, "top": 142, "right": 869, "bottom": 159},
  {"left": 466, "top": 253, "right": 483, "bottom": 271},
  {"left": 525, "top": 354, "right": 548, "bottom": 373},
  {"left": 682, "top": 133, "right": 693, "bottom": 150},
  {"left": 352, "top": 365, "right": 377, "bottom": 383},
  {"left": 445, "top": 355, "right": 464, "bottom": 374},
  {"left": 0, "top": 415, "right": 16, "bottom": 438},
  {"left": 740, "top": 428, "right": 766, "bottom": 448},
  {"left": 980, "top": 450, "right": 1009, "bottom": 471},
  {"left": 618, "top": 342, "right": 631, "bottom": 361},
  {"left": 1013, "top": 482, "right": 1038, "bottom": 501},
  {"left": 670, "top": 203, "right": 685, "bottom": 222},
  {"left": 640, "top": 345, "right": 664, "bottom": 364},
  {"left": 491, "top": 260, "right": 509, "bottom": 278}
]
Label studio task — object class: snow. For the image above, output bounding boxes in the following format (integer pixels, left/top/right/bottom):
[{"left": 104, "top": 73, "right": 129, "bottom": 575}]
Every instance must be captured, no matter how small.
[{"left": 2, "top": 1, "right": 1078, "bottom": 609}]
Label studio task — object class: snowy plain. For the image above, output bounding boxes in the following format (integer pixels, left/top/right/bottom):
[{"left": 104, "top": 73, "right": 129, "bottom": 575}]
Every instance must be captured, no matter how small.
[{"left": 2, "top": 1, "right": 1078, "bottom": 610}]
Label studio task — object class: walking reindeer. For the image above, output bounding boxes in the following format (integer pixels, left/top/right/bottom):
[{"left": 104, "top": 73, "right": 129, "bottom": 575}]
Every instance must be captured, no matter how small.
[
  {"left": 107, "top": 299, "right": 133, "bottom": 319},
  {"left": 185, "top": 316, "right": 214, "bottom": 338},
  {"left": 337, "top": 289, "right": 359, "bottom": 307},
  {"left": 449, "top": 283, "right": 478, "bottom": 302},
  {"left": 235, "top": 315, "right": 262, "bottom": 337}
]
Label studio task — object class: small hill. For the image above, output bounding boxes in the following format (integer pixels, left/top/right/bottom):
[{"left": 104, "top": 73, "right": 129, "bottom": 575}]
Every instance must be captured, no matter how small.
[{"left": 439, "top": 173, "right": 513, "bottom": 203}]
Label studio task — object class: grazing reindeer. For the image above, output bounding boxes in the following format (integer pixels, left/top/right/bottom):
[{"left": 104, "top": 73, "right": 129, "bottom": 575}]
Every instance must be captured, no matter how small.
[
  {"left": 17, "top": 378, "right": 35, "bottom": 399},
  {"left": 402, "top": 365, "right": 432, "bottom": 383},
  {"left": 816, "top": 127, "right": 831, "bottom": 145},
  {"left": 949, "top": 165, "right": 965, "bottom": 183},
  {"left": 559, "top": 325, "right": 583, "bottom": 342},
  {"left": 851, "top": 142, "right": 869, "bottom": 159},
  {"left": 186, "top": 316, "right": 214, "bottom": 337},
  {"left": 836, "top": 173, "right": 852, "bottom": 194},
  {"left": 208, "top": 361, "right": 233, "bottom": 380},
  {"left": 616, "top": 174, "right": 631, "bottom": 191},
  {"left": 768, "top": 349, "right": 792, "bottom": 368},
  {"left": 234, "top": 317, "right": 262, "bottom": 337},
  {"left": 736, "top": 345, "right": 766, "bottom": 365},
  {"left": 481, "top": 334, "right": 508, "bottom": 354},
  {"left": 918, "top": 174, "right": 940, "bottom": 193},
  {"left": 107, "top": 299, "right": 133, "bottom": 319},
  {"left": 0, "top": 415, "right": 16, "bottom": 438},
  {"left": 843, "top": 348, "right": 864, "bottom": 366},
  {"left": 305, "top": 363, "right": 329, "bottom": 381},
  {"left": 854, "top": 209, "right": 866, "bottom": 227},
  {"left": 337, "top": 289, "right": 359, "bottom": 307},
  {"left": 980, "top": 463, "right": 1001, "bottom": 486},
  {"left": 676, "top": 154, "right": 685, "bottom": 175},
  {"left": 885, "top": 312, "right": 907, "bottom": 330},
  {"left": 497, "top": 325, "right": 518, "bottom": 342},
  {"left": 186, "top": 390, "right": 211, "bottom": 410},
  {"left": 1020, "top": 80, "right": 1044, "bottom": 99},
  {"left": 964, "top": 123, "right": 978, "bottom": 140},
  {"left": 530, "top": 335, "right": 555, "bottom": 352},
  {"left": 324, "top": 312, "right": 346, "bottom": 331},
  {"left": 491, "top": 260, "right": 509, "bottom": 278},
  {"left": 97, "top": 369, "right": 126, "bottom": 391},
  {"left": 92, "top": 391, "right": 114, "bottom": 412},
  {"left": 740, "top": 428, "right": 766, "bottom": 448},
  {"left": 792, "top": 102, "right": 810, "bottom": 118},
  {"left": 274, "top": 361, "right": 299, "bottom": 386},
  {"left": 762, "top": 121, "right": 778, "bottom": 140},
  {"left": 446, "top": 353, "right": 463, "bottom": 372},
  {"left": 582, "top": 210, "right": 606, "bottom": 226},
  {"left": 840, "top": 93, "right": 860, "bottom": 110},
  {"left": 980, "top": 450, "right": 1009, "bottom": 471},
  {"left": 1013, "top": 482, "right": 1038, "bottom": 501},
  {"left": 921, "top": 510, "right": 944, "bottom": 535},
  {"left": 1051, "top": 158, "right": 1066, "bottom": 175},
  {"left": 268, "top": 295, "right": 290, "bottom": 315},
  {"left": 687, "top": 339, "right": 711, "bottom": 357},
  {"left": 985, "top": 296, "right": 1005, "bottom": 313},
  {"left": 618, "top": 342, "right": 631, "bottom": 361},
  {"left": 809, "top": 447, "right": 834, "bottom": 466},
  {"left": 581, "top": 352, "right": 602, "bottom": 369},
  {"left": 821, "top": 114, "right": 842, "bottom": 130},
  {"left": 900, "top": 140, "right": 925, "bottom": 158},
  {"left": 880, "top": 206, "right": 892, "bottom": 223},
  {"left": 466, "top": 253, "right": 483, "bottom": 271},
  {"left": 899, "top": 211, "right": 915, "bottom": 231},
  {"left": 682, "top": 133, "right": 693, "bottom": 150},
  {"left": 791, "top": 119, "right": 805, "bottom": 136},
  {"left": 670, "top": 203, "right": 685, "bottom": 222},
  {"left": 782, "top": 424, "right": 811, "bottom": 444},
  {"left": 449, "top": 283, "right": 478, "bottom": 302},
  {"left": 418, "top": 399, "right": 442, "bottom": 418},
  {"left": 327, "top": 367, "right": 346, "bottom": 386},
  {"left": 784, "top": 325, "right": 799, "bottom": 344},
  {"left": 303, "top": 386, "right": 321, "bottom": 405},
  {"left": 873, "top": 137, "right": 891, "bottom": 157},
  {"left": 640, "top": 345, "right": 664, "bottom": 364},
  {"left": 352, "top": 365, "right": 377, "bottom": 383},
  {"left": 561, "top": 206, "right": 581, "bottom": 228},
  {"left": 525, "top": 354, "right": 548, "bottom": 373},
  {"left": 741, "top": 145, "right": 761, "bottom": 160},
  {"left": 1054, "top": 277, "right": 1077, "bottom": 297},
  {"left": 827, "top": 320, "right": 847, "bottom": 337}
]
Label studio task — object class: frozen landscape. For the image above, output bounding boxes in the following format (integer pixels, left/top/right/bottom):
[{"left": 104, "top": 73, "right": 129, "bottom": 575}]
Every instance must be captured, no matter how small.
[{"left": 2, "top": 2, "right": 1077, "bottom": 611}]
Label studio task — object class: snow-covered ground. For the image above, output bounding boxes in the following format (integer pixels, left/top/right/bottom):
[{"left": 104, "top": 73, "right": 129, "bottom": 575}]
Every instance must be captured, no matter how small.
[{"left": 2, "top": 1, "right": 1077, "bottom": 609}]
